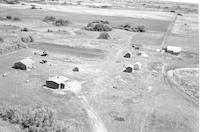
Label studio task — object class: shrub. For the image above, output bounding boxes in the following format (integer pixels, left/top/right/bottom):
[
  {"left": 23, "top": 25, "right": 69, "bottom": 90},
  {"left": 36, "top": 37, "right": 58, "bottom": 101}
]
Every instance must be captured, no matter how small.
[
  {"left": 21, "top": 27, "right": 28, "bottom": 32},
  {"left": 98, "top": 32, "right": 110, "bottom": 39},
  {"left": 4, "top": 0, "right": 19, "bottom": 4},
  {"left": 13, "top": 17, "right": 20, "bottom": 21},
  {"left": 116, "top": 24, "right": 146, "bottom": 32},
  {"left": 53, "top": 19, "right": 70, "bottom": 26},
  {"left": 170, "top": 10, "right": 176, "bottom": 13},
  {"left": 6, "top": 15, "right": 12, "bottom": 20},
  {"left": 177, "top": 13, "right": 183, "bottom": 16},
  {"left": 84, "top": 20, "right": 112, "bottom": 31},
  {"left": 0, "top": 37, "right": 4, "bottom": 43},
  {"left": 0, "top": 104, "right": 67, "bottom": 132},
  {"left": 31, "top": 5, "right": 36, "bottom": 9},
  {"left": 21, "top": 35, "right": 34, "bottom": 43},
  {"left": 43, "top": 16, "right": 56, "bottom": 22}
]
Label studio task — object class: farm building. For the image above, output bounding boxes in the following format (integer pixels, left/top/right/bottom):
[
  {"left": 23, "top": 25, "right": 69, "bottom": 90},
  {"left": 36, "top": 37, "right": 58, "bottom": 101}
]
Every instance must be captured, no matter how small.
[
  {"left": 133, "top": 62, "right": 142, "bottom": 70},
  {"left": 124, "top": 51, "right": 132, "bottom": 58},
  {"left": 166, "top": 46, "right": 181, "bottom": 55},
  {"left": 123, "top": 65, "right": 133, "bottom": 73},
  {"left": 13, "top": 58, "right": 34, "bottom": 70},
  {"left": 46, "top": 76, "right": 69, "bottom": 89}
]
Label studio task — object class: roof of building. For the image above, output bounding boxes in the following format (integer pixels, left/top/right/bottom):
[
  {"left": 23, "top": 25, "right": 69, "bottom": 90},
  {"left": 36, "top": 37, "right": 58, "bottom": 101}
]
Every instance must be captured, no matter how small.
[
  {"left": 19, "top": 58, "right": 34, "bottom": 66},
  {"left": 167, "top": 46, "right": 181, "bottom": 53},
  {"left": 125, "top": 64, "right": 134, "bottom": 68},
  {"left": 48, "top": 76, "right": 69, "bottom": 84}
]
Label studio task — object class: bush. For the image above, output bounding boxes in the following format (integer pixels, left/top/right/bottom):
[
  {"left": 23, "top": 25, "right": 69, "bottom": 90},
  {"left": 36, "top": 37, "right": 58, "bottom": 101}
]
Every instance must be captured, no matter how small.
[
  {"left": 4, "top": 0, "right": 19, "bottom": 4},
  {"left": 98, "top": 32, "right": 110, "bottom": 39},
  {"left": 177, "top": 13, "right": 183, "bottom": 16},
  {"left": 13, "top": 17, "right": 20, "bottom": 21},
  {"left": 21, "top": 35, "right": 34, "bottom": 43},
  {"left": 84, "top": 20, "right": 112, "bottom": 31},
  {"left": 6, "top": 15, "right": 12, "bottom": 20},
  {"left": 21, "top": 27, "right": 28, "bottom": 32},
  {"left": 30, "top": 5, "right": 36, "bottom": 9},
  {"left": 0, "top": 37, "right": 4, "bottom": 43},
  {"left": 0, "top": 104, "right": 67, "bottom": 132},
  {"left": 43, "top": 16, "right": 56, "bottom": 22},
  {"left": 53, "top": 19, "right": 70, "bottom": 26},
  {"left": 116, "top": 24, "right": 146, "bottom": 32}
]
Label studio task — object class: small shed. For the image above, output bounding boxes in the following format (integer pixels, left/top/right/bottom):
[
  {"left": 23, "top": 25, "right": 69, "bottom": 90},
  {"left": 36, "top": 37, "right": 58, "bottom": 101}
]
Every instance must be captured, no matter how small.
[
  {"left": 166, "top": 46, "right": 181, "bottom": 55},
  {"left": 133, "top": 62, "right": 142, "bottom": 70},
  {"left": 73, "top": 67, "right": 79, "bottom": 72},
  {"left": 123, "top": 65, "right": 133, "bottom": 73},
  {"left": 124, "top": 51, "right": 132, "bottom": 58},
  {"left": 46, "top": 76, "right": 69, "bottom": 89},
  {"left": 13, "top": 58, "right": 34, "bottom": 70}
]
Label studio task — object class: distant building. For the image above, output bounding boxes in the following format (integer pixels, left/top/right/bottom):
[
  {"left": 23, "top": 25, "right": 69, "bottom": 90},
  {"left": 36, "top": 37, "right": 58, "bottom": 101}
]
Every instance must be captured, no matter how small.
[
  {"left": 46, "top": 76, "right": 69, "bottom": 89},
  {"left": 166, "top": 46, "right": 181, "bottom": 55},
  {"left": 123, "top": 65, "right": 133, "bottom": 73},
  {"left": 124, "top": 51, "right": 132, "bottom": 58},
  {"left": 13, "top": 58, "right": 34, "bottom": 70}
]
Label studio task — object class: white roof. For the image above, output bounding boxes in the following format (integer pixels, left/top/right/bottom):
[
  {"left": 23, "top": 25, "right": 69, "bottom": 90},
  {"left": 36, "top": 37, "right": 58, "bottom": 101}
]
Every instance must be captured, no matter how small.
[
  {"left": 125, "top": 64, "right": 133, "bottom": 68},
  {"left": 48, "top": 76, "right": 69, "bottom": 84},
  {"left": 167, "top": 46, "right": 181, "bottom": 53},
  {"left": 133, "top": 62, "right": 142, "bottom": 67},
  {"left": 19, "top": 58, "right": 34, "bottom": 66}
]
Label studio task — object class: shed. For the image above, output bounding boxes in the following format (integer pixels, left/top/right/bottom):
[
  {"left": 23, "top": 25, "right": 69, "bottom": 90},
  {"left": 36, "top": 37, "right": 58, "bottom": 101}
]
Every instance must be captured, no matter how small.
[
  {"left": 46, "top": 76, "right": 69, "bottom": 89},
  {"left": 133, "top": 62, "right": 142, "bottom": 70},
  {"left": 13, "top": 58, "right": 34, "bottom": 70},
  {"left": 123, "top": 65, "right": 133, "bottom": 73},
  {"left": 124, "top": 51, "right": 132, "bottom": 58},
  {"left": 73, "top": 67, "right": 79, "bottom": 72},
  {"left": 166, "top": 46, "right": 181, "bottom": 55}
]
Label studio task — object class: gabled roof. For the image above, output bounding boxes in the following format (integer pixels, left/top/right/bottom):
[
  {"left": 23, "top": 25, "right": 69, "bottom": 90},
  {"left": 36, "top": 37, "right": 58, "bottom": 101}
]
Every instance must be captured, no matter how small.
[
  {"left": 19, "top": 58, "right": 34, "bottom": 66},
  {"left": 48, "top": 76, "right": 69, "bottom": 84},
  {"left": 125, "top": 64, "right": 133, "bottom": 68},
  {"left": 167, "top": 46, "right": 181, "bottom": 53}
]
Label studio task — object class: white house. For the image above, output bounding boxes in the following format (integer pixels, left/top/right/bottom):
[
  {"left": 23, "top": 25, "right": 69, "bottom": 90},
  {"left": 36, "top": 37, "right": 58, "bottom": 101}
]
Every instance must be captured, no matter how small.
[
  {"left": 13, "top": 58, "right": 34, "bottom": 70},
  {"left": 167, "top": 46, "right": 181, "bottom": 55}
]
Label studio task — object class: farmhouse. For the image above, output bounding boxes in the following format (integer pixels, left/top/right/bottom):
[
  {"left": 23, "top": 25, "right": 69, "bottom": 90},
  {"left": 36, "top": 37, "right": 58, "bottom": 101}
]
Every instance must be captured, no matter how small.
[
  {"left": 124, "top": 51, "right": 132, "bottom": 58},
  {"left": 46, "top": 76, "right": 69, "bottom": 89},
  {"left": 166, "top": 46, "right": 181, "bottom": 55},
  {"left": 13, "top": 58, "right": 34, "bottom": 70},
  {"left": 123, "top": 65, "right": 133, "bottom": 73}
]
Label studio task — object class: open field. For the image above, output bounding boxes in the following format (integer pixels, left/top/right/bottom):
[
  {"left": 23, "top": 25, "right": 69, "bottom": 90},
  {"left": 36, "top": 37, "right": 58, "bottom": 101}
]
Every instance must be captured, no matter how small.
[{"left": 0, "top": 1, "right": 199, "bottom": 132}]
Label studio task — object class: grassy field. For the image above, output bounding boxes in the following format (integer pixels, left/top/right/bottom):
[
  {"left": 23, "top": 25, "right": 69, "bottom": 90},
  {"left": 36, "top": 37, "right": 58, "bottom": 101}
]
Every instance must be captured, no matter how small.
[{"left": 0, "top": 2, "right": 198, "bottom": 132}]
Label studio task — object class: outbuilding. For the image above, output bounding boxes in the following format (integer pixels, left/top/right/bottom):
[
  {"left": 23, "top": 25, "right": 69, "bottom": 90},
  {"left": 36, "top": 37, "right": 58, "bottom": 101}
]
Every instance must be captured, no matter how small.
[
  {"left": 166, "top": 46, "right": 181, "bottom": 55},
  {"left": 133, "top": 62, "right": 142, "bottom": 70},
  {"left": 46, "top": 76, "right": 69, "bottom": 89},
  {"left": 123, "top": 65, "right": 133, "bottom": 73},
  {"left": 13, "top": 58, "right": 34, "bottom": 70},
  {"left": 124, "top": 51, "right": 132, "bottom": 58}
]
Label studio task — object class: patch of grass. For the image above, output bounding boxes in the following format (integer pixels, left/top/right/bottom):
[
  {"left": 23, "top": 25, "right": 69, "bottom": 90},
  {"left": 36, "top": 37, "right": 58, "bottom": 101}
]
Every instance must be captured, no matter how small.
[
  {"left": 98, "top": 32, "right": 110, "bottom": 39},
  {"left": 0, "top": 39, "right": 27, "bottom": 55},
  {"left": 0, "top": 104, "right": 67, "bottom": 132},
  {"left": 84, "top": 20, "right": 112, "bottom": 31}
]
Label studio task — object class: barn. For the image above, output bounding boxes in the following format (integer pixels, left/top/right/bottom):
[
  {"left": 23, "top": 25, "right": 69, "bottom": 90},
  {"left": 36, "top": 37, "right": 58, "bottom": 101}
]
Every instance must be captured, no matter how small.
[
  {"left": 46, "top": 76, "right": 69, "bottom": 89},
  {"left": 123, "top": 65, "right": 133, "bottom": 73},
  {"left": 166, "top": 46, "right": 181, "bottom": 55},
  {"left": 13, "top": 58, "right": 34, "bottom": 70},
  {"left": 124, "top": 51, "right": 132, "bottom": 58}
]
